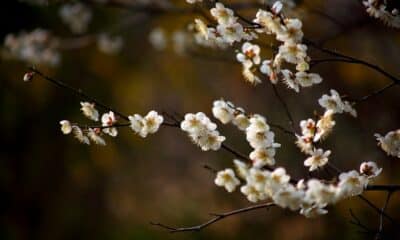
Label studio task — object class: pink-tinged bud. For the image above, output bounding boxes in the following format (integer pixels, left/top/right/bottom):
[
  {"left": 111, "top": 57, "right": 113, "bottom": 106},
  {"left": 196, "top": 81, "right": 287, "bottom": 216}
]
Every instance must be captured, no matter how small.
[{"left": 23, "top": 72, "right": 35, "bottom": 82}]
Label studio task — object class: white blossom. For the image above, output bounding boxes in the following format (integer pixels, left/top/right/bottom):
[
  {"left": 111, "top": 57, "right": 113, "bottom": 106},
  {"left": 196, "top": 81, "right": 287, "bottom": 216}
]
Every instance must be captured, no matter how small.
[
  {"left": 215, "top": 168, "right": 240, "bottom": 192},
  {"left": 236, "top": 42, "right": 261, "bottom": 66},
  {"left": 181, "top": 112, "right": 225, "bottom": 151},
  {"left": 128, "top": 111, "right": 163, "bottom": 138},
  {"left": 304, "top": 148, "right": 331, "bottom": 171},
  {"left": 375, "top": 129, "right": 400, "bottom": 158},
  {"left": 212, "top": 100, "right": 235, "bottom": 124},
  {"left": 273, "top": 185, "right": 304, "bottom": 210},
  {"left": 295, "top": 72, "right": 322, "bottom": 87},
  {"left": 266, "top": 167, "right": 290, "bottom": 193},
  {"left": 242, "top": 65, "right": 262, "bottom": 85},
  {"left": 306, "top": 180, "right": 338, "bottom": 205},
  {"left": 314, "top": 110, "right": 336, "bottom": 142},
  {"left": 360, "top": 161, "right": 382, "bottom": 178},
  {"left": 318, "top": 89, "right": 356, "bottom": 116},
  {"left": 295, "top": 135, "right": 313, "bottom": 154},
  {"left": 363, "top": 0, "right": 400, "bottom": 28},
  {"left": 60, "top": 120, "right": 72, "bottom": 134},
  {"left": 210, "top": 3, "right": 235, "bottom": 25},
  {"left": 241, "top": 183, "right": 268, "bottom": 202},
  {"left": 338, "top": 170, "right": 368, "bottom": 198},
  {"left": 254, "top": 9, "right": 283, "bottom": 34},
  {"left": 300, "top": 119, "right": 316, "bottom": 137},
  {"left": 250, "top": 148, "right": 276, "bottom": 168},
  {"left": 72, "top": 126, "right": 90, "bottom": 144},
  {"left": 276, "top": 18, "right": 303, "bottom": 43},
  {"left": 281, "top": 69, "right": 299, "bottom": 92},
  {"left": 232, "top": 113, "right": 250, "bottom": 131},
  {"left": 80, "top": 102, "right": 99, "bottom": 121},
  {"left": 300, "top": 204, "right": 328, "bottom": 218},
  {"left": 101, "top": 111, "right": 118, "bottom": 137},
  {"left": 23, "top": 72, "right": 34, "bottom": 82},
  {"left": 233, "top": 159, "right": 250, "bottom": 180},
  {"left": 278, "top": 42, "right": 307, "bottom": 64},
  {"left": 246, "top": 168, "right": 270, "bottom": 191},
  {"left": 87, "top": 128, "right": 106, "bottom": 145}
]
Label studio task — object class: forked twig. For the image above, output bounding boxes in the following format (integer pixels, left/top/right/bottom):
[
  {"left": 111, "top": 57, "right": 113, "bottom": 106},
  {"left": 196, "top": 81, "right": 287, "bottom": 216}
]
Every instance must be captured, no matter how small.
[{"left": 151, "top": 202, "right": 274, "bottom": 233}]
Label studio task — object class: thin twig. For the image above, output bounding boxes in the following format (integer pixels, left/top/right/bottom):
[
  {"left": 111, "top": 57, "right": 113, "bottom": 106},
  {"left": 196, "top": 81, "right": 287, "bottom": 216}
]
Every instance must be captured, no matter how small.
[
  {"left": 358, "top": 195, "right": 398, "bottom": 225},
  {"left": 366, "top": 185, "right": 400, "bottom": 192},
  {"left": 355, "top": 82, "right": 397, "bottom": 103},
  {"left": 376, "top": 191, "right": 394, "bottom": 239},
  {"left": 28, "top": 67, "right": 130, "bottom": 121},
  {"left": 305, "top": 39, "right": 400, "bottom": 85},
  {"left": 151, "top": 202, "right": 274, "bottom": 233},
  {"left": 349, "top": 208, "right": 374, "bottom": 234},
  {"left": 271, "top": 84, "right": 296, "bottom": 132}
]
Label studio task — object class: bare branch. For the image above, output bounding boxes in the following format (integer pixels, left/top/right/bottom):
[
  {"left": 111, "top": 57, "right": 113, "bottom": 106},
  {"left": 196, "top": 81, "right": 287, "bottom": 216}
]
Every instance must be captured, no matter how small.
[
  {"left": 151, "top": 202, "right": 274, "bottom": 233},
  {"left": 306, "top": 40, "right": 400, "bottom": 85},
  {"left": 28, "top": 67, "right": 130, "bottom": 121},
  {"left": 376, "top": 191, "right": 394, "bottom": 239},
  {"left": 270, "top": 83, "right": 296, "bottom": 133}
]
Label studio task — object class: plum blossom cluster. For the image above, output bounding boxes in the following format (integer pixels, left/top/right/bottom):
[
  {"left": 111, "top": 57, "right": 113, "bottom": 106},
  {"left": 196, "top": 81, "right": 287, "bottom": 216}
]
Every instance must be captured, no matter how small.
[
  {"left": 375, "top": 129, "right": 400, "bottom": 158},
  {"left": 248, "top": 2, "right": 323, "bottom": 89},
  {"left": 192, "top": 3, "right": 255, "bottom": 49},
  {"left": 59, "top": 3, "right": 92, "bottom": 34},
  {"left": 2, "top": 29, "right": 60, "bottom": 66},
  {"left": 215, "top": 159, "right": 381, "bottom": 218},
  {"left": 59, "top": 101, "right": 163, "bottom": 145},
  {"left": 128, "top": 111, "right": 164, "bottom": 138},
  {"left": 212, "top": 100, "right": 279, "bottom": 167},
  {"left": 318, "top": 89, "right": 357, "bottom": 117},
  {"left": 180, "top": 112, "right": 226, "bottom": 151},
  {"left": 295, "top": 90, "right": 356, "bottom": 170},
  {"left": 363, "top": 0, "right": 400, "bottom": 28}
]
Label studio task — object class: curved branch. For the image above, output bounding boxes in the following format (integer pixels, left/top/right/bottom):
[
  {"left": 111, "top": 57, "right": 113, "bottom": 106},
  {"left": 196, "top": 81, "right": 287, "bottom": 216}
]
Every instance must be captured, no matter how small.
[
  {"left": 306, "top": 40, "right": 400, "bottom": 85},
  {"left": 150, "top": 202, "right": 274, "bottom": 233}
]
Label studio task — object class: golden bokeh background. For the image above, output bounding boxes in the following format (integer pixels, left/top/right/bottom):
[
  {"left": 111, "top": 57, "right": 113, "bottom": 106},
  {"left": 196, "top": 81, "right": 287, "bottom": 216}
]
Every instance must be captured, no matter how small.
[{"left": 1, "top": 0, "right": 400, "bottom": 239}]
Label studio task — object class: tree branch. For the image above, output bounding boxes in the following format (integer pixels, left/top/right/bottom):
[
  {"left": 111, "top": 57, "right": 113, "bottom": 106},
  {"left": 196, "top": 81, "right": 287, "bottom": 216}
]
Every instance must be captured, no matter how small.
[
  {"left": 150, "top": 202, "right": 274, "bottom": 233},
  {"left": 376, "top": 191, "right": 393, "bottom": 239}
]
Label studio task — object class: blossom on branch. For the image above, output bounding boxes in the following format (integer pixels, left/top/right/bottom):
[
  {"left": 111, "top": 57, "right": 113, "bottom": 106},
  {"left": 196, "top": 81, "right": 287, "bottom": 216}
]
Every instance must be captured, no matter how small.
[{"left": 375, "top": 129, "right": 400, "bottom": 158}]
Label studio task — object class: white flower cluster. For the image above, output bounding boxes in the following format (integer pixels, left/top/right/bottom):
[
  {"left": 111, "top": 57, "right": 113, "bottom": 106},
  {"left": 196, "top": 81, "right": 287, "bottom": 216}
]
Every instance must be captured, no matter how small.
[
  {"left": 246, "top": 115, "right": 280, "bottom": 167},
  {"left": 213, "top": 99, "right": 279, "bottom": 168},
  {"left": 236, "top": 42, "right": 262, "bottom": 84},
  {"left": 128, "top": 111, "right": 164, "bottom": 138},
  {"left": 363, "top": 0, "right": 400, "bottom": 28},
  {"left": 97, "top": 33, "right": 123, "bottom": 55},
  {"left": 180, "top": 112, "right": 226, "bottom": 151},
  {"left": 212, "top": 99, "right": 250, "bottom": 130},
  {"left": 3, "top": 29, "right": 60, "bottom": 66},
  {"left": 375, "top": 129, "right": 400, "bottom": 158},
  {"left": 318, "top": 89, "right": 357, "bottom": 117},
  {"left": 198, "top": 2, "right": 318, "bottom": 89},
  {"left": 295, "top": 90, "right": 356, "bottom": 168},
  {"left": 60, "top": 102, "right": 164, "bottom": 145},
  {"left": 215, "top": 160, "right": 381, "bottom": 218},
  {"left": 192, "top": 3, "right": 255, "bottom": 48},
  {"left": 59, "top": 3, "right": 92, "bottom": 34}
]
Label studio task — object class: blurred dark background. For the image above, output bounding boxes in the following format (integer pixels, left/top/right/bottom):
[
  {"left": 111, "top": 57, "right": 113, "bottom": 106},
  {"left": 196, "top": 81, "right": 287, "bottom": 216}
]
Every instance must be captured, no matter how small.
[{"left": 1, "top": 0, "right": 400, "bottom": 239}]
